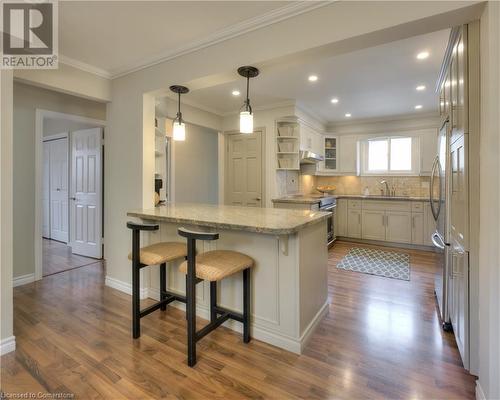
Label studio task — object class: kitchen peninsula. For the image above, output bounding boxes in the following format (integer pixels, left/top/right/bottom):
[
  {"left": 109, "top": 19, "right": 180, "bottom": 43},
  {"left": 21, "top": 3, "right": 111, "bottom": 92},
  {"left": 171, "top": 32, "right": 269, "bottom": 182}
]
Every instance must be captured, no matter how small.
[{"left": 127, "top": 203, "right": 330, "bottom": 353}]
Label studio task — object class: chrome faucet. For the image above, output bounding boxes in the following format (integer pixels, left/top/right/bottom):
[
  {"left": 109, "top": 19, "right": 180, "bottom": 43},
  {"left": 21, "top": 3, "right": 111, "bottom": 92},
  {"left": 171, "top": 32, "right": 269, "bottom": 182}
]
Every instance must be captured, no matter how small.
[{"left": 380, "top": 180, "right": 390, "bottom": 196}]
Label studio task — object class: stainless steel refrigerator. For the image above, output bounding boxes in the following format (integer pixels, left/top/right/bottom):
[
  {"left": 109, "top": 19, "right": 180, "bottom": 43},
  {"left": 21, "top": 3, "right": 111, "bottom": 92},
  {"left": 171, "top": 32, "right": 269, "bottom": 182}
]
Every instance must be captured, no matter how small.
[{"left": 430, "top": 117, "right": 452, "bottom": 331}]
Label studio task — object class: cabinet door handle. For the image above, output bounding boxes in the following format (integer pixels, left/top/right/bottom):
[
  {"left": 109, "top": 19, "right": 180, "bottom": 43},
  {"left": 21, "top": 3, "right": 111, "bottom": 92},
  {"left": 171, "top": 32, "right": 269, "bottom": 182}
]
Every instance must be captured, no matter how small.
[{"left": 358, "top": 213, "right": 361, "bottom": 225}]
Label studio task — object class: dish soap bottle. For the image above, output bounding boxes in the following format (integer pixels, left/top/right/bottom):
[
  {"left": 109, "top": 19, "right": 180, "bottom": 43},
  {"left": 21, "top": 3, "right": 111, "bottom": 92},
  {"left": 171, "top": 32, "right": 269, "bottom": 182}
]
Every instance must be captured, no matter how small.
[{"left": 363, "top": 186, "right": 370, "bottom": 196}]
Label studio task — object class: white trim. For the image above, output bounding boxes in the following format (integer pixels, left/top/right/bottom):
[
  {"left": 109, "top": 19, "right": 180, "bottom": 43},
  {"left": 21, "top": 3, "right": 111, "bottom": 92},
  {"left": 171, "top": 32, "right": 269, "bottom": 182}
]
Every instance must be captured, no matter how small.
[
  {"left": 105, "top": 276, "right": 149, "bottom": 300},
  {"left": 34, "top": 110, "right": 107, "bottom": 281},
  {"left": 59, "top": 56, "right": 112, "bottom": 79},
  {"left": 107, "top": 277, "right": 327, "bottom": 354},
  {"left": 43, "top": 132, "right": 69, "bottom": 142},
  {"left": 0, "top": 336, "right": 16, "bottom": 356},
  {"left": 110, "top": 1, "right": 330, "bottom": 78},
  {"left": 475, "top": 381, "right": 486, "bottom": 400},
  {"left": 12, "top": 273, "right": 35, "bottom": 287},
  {"left": 299, "top": 301, "right": 329, "bottom": 352}
]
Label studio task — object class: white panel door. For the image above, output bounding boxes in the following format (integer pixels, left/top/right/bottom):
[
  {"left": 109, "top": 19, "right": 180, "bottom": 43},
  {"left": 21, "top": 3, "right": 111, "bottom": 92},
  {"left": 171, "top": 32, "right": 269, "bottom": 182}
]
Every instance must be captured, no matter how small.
[
  {"left": 49, "top": 138, "right": 69, "bottom": 242},
  {"left": 361, "top": 210, "right": 385, "bottom": 241},
  {"left": 385, "top": 212, "right": 412, "bottom": 244},
  {"left": 42, "top": 141, "right": 51, "bottom": 238},
  {"left": 225, "top": 131, "right": 262, "bottom": 207},
  {"left": 70, "top": 128, "right": 102, "bottom": 258},
  {"left": 347, "top": 209, "right": 362, "bottom": 238}
]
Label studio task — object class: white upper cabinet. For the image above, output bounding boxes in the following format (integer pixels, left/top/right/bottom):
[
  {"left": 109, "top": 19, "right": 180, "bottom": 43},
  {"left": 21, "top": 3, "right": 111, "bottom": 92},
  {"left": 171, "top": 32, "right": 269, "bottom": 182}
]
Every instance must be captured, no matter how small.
[
  {"left": 420, "top": 129, "right": 438, "bottom": 175},
  {"left": 338, "top": 135, "right": 358, "bottom": 174}
]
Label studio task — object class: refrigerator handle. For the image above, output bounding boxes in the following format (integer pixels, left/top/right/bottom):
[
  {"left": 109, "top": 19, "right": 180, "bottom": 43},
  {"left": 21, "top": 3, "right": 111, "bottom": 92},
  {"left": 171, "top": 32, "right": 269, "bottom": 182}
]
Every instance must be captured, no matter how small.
[
  {"left": 429, "top": 156, "right": 440, "bottom": 221},
  {"left": 431, "top": 232, "right": 445, "bottom": 249}
]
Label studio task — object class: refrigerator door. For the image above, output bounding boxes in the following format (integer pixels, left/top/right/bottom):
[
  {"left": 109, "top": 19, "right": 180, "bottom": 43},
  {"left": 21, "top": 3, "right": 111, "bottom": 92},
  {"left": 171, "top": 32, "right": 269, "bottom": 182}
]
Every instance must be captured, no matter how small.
[{"left": 432, "top": 231, "right": 451, "bottom": 328}]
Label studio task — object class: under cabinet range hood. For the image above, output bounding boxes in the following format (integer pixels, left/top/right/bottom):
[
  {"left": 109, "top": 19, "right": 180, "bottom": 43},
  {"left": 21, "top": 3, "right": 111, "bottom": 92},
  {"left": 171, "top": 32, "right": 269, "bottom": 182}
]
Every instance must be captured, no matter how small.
[{"left": 299, "top": 150, "right": 324, "bottom": 164}]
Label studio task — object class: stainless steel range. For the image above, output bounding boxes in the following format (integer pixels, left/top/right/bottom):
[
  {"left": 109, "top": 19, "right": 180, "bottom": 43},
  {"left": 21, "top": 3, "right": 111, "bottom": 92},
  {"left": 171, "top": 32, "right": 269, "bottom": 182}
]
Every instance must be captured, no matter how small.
[{"left": 317, "top": 196, "right": 336, "bottom": 246}]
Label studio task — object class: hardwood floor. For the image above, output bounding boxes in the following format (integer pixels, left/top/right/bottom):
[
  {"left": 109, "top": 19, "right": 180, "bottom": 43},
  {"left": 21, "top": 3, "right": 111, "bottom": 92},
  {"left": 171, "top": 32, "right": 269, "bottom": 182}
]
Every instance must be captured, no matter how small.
[
  {"left": 43, "top": 239, "right": 99, "bottom": 276},
  {"left": 1, "top": 241, "right": 476, "bottom": 399}
]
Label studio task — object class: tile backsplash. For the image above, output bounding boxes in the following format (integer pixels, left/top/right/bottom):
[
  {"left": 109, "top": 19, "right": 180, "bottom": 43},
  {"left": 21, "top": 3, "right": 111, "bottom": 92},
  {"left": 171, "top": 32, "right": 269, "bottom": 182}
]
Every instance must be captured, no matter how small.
[{"left": 303, "top": 175, "right": 431, "bottom": 197}]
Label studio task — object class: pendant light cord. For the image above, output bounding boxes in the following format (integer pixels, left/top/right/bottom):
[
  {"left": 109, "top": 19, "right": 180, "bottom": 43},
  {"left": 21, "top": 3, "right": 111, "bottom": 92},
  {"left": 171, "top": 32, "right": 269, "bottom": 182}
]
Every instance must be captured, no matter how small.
[
  {"left": 177, "top": 92, "right": 182, "bottom": 123},
  {"left": 245, "top": 75, "right": 251, "bottom": 113}
]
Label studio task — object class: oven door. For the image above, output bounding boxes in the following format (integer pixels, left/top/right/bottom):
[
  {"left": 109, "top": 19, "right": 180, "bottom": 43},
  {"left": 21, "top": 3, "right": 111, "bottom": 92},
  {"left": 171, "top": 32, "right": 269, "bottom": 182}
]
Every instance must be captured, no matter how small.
[{"left": 322, "top": 204, "right": 336, "bottom": 246}]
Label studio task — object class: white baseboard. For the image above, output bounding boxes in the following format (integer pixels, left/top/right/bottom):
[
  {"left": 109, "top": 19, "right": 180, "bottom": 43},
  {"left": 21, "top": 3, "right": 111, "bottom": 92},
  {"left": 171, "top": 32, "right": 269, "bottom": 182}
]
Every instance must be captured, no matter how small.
[
  {"left": 0, "top": 336, "right": 16, "bottom": 355},
  {"left": 299, "top": 301, "right": 329, "bottom": 352},
  {"left": 13, "top": 273, "right": 35, "bottom": 287},
  {"left": 105, "top": 276, "right": 149, "bottom": 300},
  {"left": 476, "top": 380, "right": 486, "bottom": 400}
]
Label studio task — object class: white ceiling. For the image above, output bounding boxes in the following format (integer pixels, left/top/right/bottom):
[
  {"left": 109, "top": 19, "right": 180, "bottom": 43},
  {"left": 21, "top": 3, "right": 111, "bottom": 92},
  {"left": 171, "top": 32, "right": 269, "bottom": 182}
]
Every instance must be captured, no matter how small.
[
  {"left": 59, "top": 1, "right": 299, "bottom": 76},
  {"left": 184, "top": 29, "right": 450, "bottom": 123}
]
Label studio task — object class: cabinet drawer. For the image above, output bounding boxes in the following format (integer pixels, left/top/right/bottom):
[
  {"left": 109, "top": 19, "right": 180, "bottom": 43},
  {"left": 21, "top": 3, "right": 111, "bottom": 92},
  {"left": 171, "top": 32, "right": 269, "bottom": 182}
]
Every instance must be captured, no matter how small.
[
  {"left": 362, "top": 200, "right": 411, "bottom": 212},
  {"left": 348, "top": 199, "right": 361, "bottom": 209},
  {"left": 411, "top": 202, "right": 424, "bottom": 212}
]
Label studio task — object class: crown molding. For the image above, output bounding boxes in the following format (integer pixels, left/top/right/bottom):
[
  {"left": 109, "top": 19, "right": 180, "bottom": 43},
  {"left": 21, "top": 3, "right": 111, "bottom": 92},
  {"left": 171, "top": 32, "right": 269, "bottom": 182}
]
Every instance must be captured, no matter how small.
[
  {"left": 110, "top": 1, "right": 331, "bottom": 79},
  {"left": 59, "top": 55, "right": 112, "bottom": 79},
  {"left": 326, "top": 111, "right": 440, "bottom": 129}
]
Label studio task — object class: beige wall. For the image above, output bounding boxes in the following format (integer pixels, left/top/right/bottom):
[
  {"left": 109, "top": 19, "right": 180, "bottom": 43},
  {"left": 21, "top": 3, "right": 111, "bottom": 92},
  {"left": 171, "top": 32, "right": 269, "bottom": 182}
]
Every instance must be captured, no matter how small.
[
  {"left": 1, "top": 71, "right": 14, "bottom": 346},
  {"left": 12, "top": 82, "right": 107, "bottom": 278},
  {"left": 478, "top": 2, "right": 500, "bottom": 399},
  {"left": 173, "top": 123, "right": 219, "bottom": 204}
]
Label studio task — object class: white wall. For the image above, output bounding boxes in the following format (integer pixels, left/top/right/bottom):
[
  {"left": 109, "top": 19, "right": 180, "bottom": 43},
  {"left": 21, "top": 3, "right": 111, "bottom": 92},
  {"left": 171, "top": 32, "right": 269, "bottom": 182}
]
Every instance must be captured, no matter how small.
[
  {"left": 12, "top": 82, "right": 107, "bottom": 278},
  {"left": 43, "top": 117, "right": 98, "bottom": 137},
  {"left": 1, "top": 70, "right": 15, "bottom": 352},
  {"left": 14, "top": 62, "right": 111, "bottom": 102},
  {"left": 173, "top": 123, "right": 219, "bottom": 204},
  {"left": 478, "top": 2, "right": 500, "bottom": 399}
]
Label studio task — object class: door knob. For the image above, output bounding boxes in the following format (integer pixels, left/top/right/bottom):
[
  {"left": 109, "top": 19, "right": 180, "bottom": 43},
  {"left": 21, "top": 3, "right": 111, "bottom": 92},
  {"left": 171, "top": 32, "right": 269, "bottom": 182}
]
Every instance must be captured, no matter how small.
[
  {"left": 70, "top": 197, "right": 77, "bottom": 201},
  {"left": 254, "top": 197, "right": 261, "bottom": 201},
  {"left": 56, "top": 188, "right": 61, "bottom": 191}
]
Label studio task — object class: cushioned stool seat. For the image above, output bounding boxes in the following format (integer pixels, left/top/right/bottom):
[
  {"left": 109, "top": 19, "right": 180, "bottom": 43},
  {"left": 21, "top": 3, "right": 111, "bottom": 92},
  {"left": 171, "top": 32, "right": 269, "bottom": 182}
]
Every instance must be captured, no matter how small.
[
  {"left": 128, "top": 242, "right": 187, "bottom": 266},
  {"left": 179, "top": 250, "right": 254, "bottom": 281}
]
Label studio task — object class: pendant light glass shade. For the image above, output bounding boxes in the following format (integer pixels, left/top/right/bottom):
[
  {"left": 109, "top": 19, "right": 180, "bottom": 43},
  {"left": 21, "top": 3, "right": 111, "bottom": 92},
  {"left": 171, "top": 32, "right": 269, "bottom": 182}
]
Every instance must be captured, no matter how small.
[
  {"left": 169, "top": 85, "right": 189, "bottom": 141},
  {"left": 172, "top": 121, "right": 186, "bottom": 141},
  {"left": 239, "top": 111, "right": 253, "bottom": 134},
  {"left": 237, "top": 66, "right": 259, "bottom": 134}
]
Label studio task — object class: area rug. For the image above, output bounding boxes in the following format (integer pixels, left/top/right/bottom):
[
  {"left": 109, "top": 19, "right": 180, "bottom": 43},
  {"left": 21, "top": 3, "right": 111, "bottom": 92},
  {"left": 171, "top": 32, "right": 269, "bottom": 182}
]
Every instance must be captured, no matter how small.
[{"left": 337, "top": 247, "right": 410, "bottom": 281}]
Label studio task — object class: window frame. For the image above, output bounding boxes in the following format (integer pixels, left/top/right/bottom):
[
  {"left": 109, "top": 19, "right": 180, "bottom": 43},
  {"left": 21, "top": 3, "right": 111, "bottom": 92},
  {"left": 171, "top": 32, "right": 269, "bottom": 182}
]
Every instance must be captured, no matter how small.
[{"left": 360, "top": 135, "right": 420, "bottom": 176}]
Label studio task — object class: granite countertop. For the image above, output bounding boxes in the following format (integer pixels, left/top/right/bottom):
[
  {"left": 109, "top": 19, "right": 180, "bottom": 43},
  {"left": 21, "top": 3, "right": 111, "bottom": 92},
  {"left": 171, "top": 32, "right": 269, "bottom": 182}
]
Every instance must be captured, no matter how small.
[
  {"left": 272, "top": 194, "right": 429, "bottom": 204},
  {"left": 127, "top": 203, "right": 330, "bottom": 235}
]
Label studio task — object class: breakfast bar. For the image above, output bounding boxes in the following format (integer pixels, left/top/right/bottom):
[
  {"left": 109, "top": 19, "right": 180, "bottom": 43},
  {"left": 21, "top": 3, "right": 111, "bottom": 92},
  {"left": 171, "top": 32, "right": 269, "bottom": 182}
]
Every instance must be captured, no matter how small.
[{"left": 127, "top": 203, "right": 330, "bottom": 353}]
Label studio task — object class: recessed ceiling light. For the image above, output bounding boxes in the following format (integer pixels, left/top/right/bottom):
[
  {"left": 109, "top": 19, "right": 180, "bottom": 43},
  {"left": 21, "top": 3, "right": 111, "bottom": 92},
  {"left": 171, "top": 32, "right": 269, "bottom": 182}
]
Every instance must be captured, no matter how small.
[
  {"left": 416, "top": 51, "right": 430, "bottom": 60},
  {"left": 331, "top": 98, "right": 339, "bottom": 104},
  {"left": 232, "top": 90, "right": 240, "bottom": 96},
  {"left": 345, "top": 113, "right": 351, "bottom": 117},
  {"left": 415, "top": 105, "right": 423, "bottom": 110},
  {"left": 308, "top": 75, "right": 318, "bottom": 82},
  {"left": 416, "top": 85, "right": 426, "bottom": 91}
]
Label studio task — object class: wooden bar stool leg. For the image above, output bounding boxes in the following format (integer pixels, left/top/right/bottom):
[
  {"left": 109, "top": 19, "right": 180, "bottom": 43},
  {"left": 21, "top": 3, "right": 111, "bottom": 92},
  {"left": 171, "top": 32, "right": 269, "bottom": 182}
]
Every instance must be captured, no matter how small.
[
  {"left": 186, "top": 237, "right": 197, "bottom": 367},
  {"left": 210, "top": 281, "right": 217, "bottom": 322},
  {"left": 243, "top": 268, "right": 251, "bottom": 343},
  {"left": 160, "top": 263, "right": 167, "bottom": 311}
]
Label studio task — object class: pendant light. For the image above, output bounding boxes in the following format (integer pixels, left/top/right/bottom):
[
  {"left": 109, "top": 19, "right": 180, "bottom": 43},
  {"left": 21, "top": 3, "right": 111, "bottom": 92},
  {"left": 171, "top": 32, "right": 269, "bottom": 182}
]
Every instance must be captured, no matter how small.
[
  {"left": 169, "top": 85, "right": 189, "bottom": 141},
  {"left": 238, "top": 66, "right": 259, "bottom": 133}
]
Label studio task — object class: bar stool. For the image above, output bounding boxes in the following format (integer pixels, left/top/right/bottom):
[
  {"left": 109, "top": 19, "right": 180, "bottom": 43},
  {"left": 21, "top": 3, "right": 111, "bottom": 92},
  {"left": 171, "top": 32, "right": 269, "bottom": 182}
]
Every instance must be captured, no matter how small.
[
  {"left": 177, "top": 227, "right": 254, "bottom": 367},
  {"left": 127, "top": 221, "right": 187, "bottom": 339}
]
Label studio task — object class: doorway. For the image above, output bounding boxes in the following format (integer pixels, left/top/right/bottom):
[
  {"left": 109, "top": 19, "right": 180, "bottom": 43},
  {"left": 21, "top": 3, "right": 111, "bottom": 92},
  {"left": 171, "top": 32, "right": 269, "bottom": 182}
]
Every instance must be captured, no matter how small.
[
  {"left": 224, "top": 130, "right": 264, "bottom": 207},
  {"left": 36, "top": 110, "right": 106, "bottom": 278}
]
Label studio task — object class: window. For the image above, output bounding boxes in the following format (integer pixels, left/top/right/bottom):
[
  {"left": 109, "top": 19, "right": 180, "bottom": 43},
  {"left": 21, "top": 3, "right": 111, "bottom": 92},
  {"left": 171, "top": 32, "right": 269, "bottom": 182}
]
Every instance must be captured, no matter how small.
[{"left": 362, "top": 136, "right": 419, "bottom": 175}]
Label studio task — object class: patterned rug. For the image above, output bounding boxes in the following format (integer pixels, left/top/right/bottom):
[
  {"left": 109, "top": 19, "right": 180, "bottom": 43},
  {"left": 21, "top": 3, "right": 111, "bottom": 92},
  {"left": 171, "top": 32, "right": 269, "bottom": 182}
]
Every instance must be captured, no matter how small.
[{"left": 337, "top": 247, "right": 410, "bottom": 281}]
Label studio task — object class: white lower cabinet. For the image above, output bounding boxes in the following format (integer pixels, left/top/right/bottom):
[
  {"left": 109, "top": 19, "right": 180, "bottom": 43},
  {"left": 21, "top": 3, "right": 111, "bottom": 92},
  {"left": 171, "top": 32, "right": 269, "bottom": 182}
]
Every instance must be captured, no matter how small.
[
  {"left": 347, "top": 209, "right": 362, "bottom": 238},
  {"left": 386, "top": 212, "right": 412, "bottom": 244},
  {"left": 411, "top": 212, "right": 424, "bottom": 245},
  {"left": 337, "top": 199, "right": 431, "bottom": 246},
  {"left": 361, "top": 210, "right": 385, "bottom": 240},
  {"left": 336, "top": 199, "right": 347, "bottom": 236}
]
